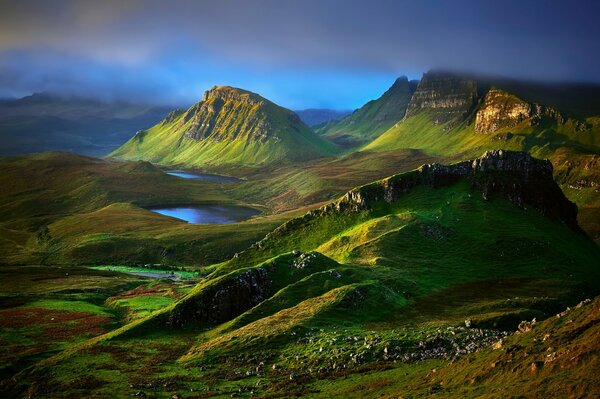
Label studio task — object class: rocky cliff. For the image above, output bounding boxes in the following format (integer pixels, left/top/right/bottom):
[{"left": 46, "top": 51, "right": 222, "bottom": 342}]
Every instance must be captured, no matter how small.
[
  {"left": 405, "top": 72, "right": 478, "bottom": 125},
  {"left": 263, "top": 151, "right": 579, "bottom": 243},
  {"left": 165, "top": 267, "right": 272, "bottom": 328},
  {"left": 474, "top": 89, "right": 565, "bottom": 133},
  {"left": 179, "top": 86, "right": 303, "bottom": 144}
]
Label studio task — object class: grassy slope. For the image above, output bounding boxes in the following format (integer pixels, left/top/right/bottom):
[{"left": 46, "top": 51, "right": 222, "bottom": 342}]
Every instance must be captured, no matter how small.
[
  {"left": 364, "top": 112, "right": 600, "bottom": 242},
  {"left": 16, "top": 170, "right": 599, "bottom": 398},
  {"left": 317, "top": 77, "right": 414, "bottom": 148},
  {"left": 304, "top": 297, "right": 600, "bottom": 399},
  {"left": 0, "top": 152, "right": 306, "bottom": 266}
]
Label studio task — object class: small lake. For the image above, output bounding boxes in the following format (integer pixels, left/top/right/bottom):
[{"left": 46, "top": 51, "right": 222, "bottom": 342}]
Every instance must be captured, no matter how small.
[
  {"left": 149, "top": 204, "right": 261, "bottom": 224},
  {"left": 164, "top": 170, "right": 241, "bottom": 183}
]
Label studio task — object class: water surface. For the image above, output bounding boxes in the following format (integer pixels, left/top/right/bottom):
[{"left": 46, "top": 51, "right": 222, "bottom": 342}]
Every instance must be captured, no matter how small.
[
  {"left": 164, "top": 170, "right": 240, "bottom": 183},
  {"left": 149, "top": 204, "right": 260, "bottom": 224}
]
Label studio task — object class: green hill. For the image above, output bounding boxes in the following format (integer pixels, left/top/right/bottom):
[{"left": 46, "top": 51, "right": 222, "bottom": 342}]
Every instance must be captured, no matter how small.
[
  {"left": 12, "top": 151, "right": 599, "bottom": 398},
  {"left": 110, "top": 86, "right": 337, "bottom": 168},
  {"left": 317, "top": 76, "right": 418, "bottom": 148},
  {"left": 0, "top": 152, "right": 301, "bottom": 266}
]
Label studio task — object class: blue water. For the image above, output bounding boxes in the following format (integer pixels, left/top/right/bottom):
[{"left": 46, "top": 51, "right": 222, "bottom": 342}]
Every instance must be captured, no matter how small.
[
  {"left": 149, "top": 205, "right": 260, "bottom": 224},
  {"left": 164, "top": 170, "right": 240, "bottom": 183}
]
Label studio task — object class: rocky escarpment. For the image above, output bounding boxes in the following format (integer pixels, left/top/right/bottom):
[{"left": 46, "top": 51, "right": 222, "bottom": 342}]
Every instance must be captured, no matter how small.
[
  {"left": 178, "top": 86, "right": 304, "bottom": 144},
  {"left": 165, "top": 267, "right": 272, "bottom": 328},
  {"left": 405, "top": 72, "right": 478, "bottom": 126},
  {"left": 264, "top": 151, "right": 579, "bottom": 242},
  {"left": 162, "top": 108, "right": 184, "bottom": 124},
  {"left": 474, "top": 89, "right": 565, "bottom": 133}
]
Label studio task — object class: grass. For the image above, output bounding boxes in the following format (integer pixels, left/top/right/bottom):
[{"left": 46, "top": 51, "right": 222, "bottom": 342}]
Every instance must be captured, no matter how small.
[
  {"left": 89, "top": 265, "right": 198, "bottom": 279},
  {"left": 14, "top": 163, "right": 595, "bottom": 397},
  {"left": 0, "top": 152, "right": 313, "bottom": 266}
]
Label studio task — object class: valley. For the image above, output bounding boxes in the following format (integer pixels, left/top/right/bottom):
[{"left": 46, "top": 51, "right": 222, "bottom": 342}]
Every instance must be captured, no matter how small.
[{"left": 1, "top": 71, "right": 599, "bottom": 398}]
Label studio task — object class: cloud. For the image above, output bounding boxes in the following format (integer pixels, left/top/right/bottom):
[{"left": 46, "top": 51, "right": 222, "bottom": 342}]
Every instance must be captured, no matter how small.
[{"left": 0, "top": 0, "right": 599, "bottom": 107}]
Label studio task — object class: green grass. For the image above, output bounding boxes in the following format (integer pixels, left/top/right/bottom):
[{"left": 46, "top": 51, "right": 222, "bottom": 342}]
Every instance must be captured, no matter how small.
[
  {"left": 89, "top": 265, "right": 198, "bottom": 279},
  {"left": 317, "top": 77, "right": 414, "bottom": 148},
  {"left": 21, "top": 300, "right": 112, "bottom": 316}
]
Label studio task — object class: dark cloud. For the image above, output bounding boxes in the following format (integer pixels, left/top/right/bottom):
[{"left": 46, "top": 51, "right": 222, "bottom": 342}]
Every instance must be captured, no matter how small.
[{"left": 0, "top": 0, "right": 599, "bottom": 108}]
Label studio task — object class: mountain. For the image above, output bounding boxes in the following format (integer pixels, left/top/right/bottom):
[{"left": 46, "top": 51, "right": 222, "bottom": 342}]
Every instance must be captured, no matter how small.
[
  {"left": 364, "top": 71, "right": 600, "bottom": 242},
  {"left": 0, "top": 93, "right": 172, "bottom": 157},
  {"left": 316, "top": 76, "right": 419, "bottom": 148},
  {"left": 111, "top": 86, "right": 337, "bottom": 168},
  {"left": 9, "top": 151, "right": 599, "bottom": 398}
]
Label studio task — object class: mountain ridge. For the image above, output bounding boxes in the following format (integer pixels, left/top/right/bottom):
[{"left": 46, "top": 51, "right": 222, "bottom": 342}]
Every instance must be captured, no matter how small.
[{"left": 316, "top": 76, "right": 418, "bottom": 147}]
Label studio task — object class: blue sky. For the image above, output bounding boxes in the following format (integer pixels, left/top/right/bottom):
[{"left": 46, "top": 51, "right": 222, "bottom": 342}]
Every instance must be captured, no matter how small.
[{"left": 1, "top": 0, "right": 599, "bottom": 110}]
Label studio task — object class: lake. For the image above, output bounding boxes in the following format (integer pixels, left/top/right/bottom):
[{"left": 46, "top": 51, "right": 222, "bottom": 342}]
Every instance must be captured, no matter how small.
[
  {"left": 149, "top": 204, "right": 261, "bottom": 224},
  {"left": 164, "top": 170, "right": 241, "bottom": 183}
]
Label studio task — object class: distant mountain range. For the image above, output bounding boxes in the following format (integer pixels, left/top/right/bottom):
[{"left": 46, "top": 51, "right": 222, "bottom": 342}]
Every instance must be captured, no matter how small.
[
  {"left": 294, "top": 108, "right": 352, "bottom": 126},
  {"left": 111, "top": 86, "right": 337, "bottom": 167},
  {"left": 0, "top": 93, "right": 173, "bottom": 157}
]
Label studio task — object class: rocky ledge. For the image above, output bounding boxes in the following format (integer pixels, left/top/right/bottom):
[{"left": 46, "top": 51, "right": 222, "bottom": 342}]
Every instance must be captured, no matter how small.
[
  {"left": 474, "top": 89, "right": 565, "bottom": 134},
  {"left": 165, "top": 267, "right": 271, "bottom": 328},
  {"left": 266, "top": 151, "right": 579, "bottom": 242}
]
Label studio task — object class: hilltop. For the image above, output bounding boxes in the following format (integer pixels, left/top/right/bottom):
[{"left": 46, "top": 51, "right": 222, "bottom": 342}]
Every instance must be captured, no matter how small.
[{"left": 111, "top": 86, "right": 337, "bottom": 168}]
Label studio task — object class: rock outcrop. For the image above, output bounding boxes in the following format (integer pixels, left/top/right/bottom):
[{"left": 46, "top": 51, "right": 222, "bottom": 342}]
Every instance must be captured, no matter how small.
[
  {"left": 165, "top": 267, "right": 271, "bottom": 328},
  {"left": 265, "top": 151, "right": 579, "bottom": 242},
  {"left": 180, "top": 86, "right": 297, "bottom": 144},
  {"left": 405, "top": 72, "right": 478, "bottom": 126},
  {"left": 474, "top": 89, "right": 564, "bottom": 134}
]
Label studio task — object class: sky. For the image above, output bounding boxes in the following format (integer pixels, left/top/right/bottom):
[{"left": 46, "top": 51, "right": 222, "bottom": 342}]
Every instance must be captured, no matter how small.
[{"left": 1, "top": 0, "right": 599, "bottom": 110}]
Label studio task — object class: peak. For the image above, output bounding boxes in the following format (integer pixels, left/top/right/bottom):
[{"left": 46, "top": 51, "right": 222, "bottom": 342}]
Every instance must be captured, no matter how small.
[{"left": 201, "top": 86, "right": 263, "bottom": 103}]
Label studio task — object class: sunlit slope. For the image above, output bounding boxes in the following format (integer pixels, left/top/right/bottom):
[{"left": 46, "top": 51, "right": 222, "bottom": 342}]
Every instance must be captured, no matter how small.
[
  {"left": 14, "top": 151, "right": 600, "bottom": 399},
  {"left": 119, "top": 151, "right": 599, "bottom": 345},
  {"left": 364, "top": 73, "right": 600, "bottom": 242},
  {"left": 317, "top": 76, "right": 417, "bottom": 148},
  {"left": 111, "top": 86, "right": 337, "bottom": 167}
]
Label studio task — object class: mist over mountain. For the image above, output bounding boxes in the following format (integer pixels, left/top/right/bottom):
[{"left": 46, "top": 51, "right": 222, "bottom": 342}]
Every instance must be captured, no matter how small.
[{"left": 0, "top": 92, "right": 174, "bottom": 156}]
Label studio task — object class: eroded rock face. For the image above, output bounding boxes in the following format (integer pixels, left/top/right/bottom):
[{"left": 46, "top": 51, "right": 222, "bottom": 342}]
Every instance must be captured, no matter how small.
[
  {"left": 405, "top": 72, "right": 478, "bottom": 126},
  {"left": 269, "top": 151, "right": 579, "bottom": 239},
  {"left": 177, "top": 86, "right": 294, "bottom": 144},
  {"left": 474, "top": 89, "right": 564, "bottom": 134},
  {"left": 165, "top": 267, "right": 271, "bottom": 328},
  {"left": 162, "top": 109, "right": 184, "bottom": 124}
]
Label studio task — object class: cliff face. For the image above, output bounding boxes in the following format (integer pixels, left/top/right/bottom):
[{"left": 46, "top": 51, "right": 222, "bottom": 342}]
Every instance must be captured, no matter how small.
[
  {"left": 165, "top": 267, "right": 271, "bottom": 328},
  {"left": 263, "top": 151, "right": 579, "bottom": 243},
  {"left": 405, "top": 72, "right": 478, "bottom": 125},
  {"left": 179, "top": 86, "right": 302, "bottom": 144},
  {"left": 474, "top": 89, "right": 565, "bottom": 133}
]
